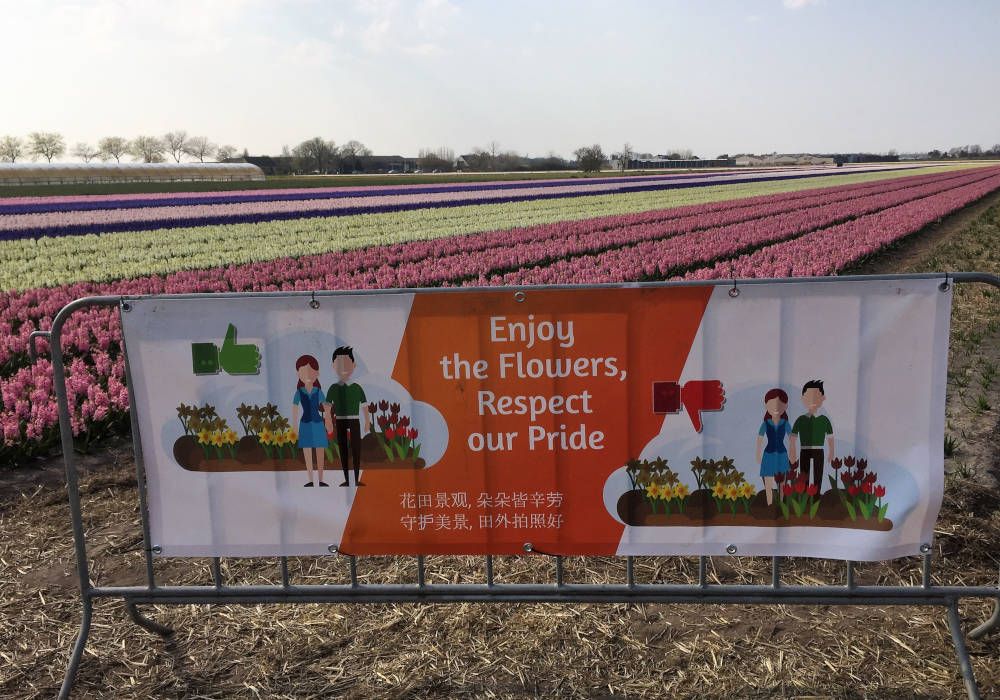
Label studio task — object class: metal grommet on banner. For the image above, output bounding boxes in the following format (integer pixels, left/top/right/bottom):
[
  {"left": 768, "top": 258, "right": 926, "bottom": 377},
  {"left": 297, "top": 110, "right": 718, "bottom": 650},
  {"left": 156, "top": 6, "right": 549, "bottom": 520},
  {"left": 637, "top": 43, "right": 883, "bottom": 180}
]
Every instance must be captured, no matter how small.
[
  {"left": 309, "top": 292, "right": 320, "bottom": 309},
  {"left": 522, "top": 542, "right": 534, "bottom": 553},
  {"left": 728, "top": 280, "right": 740, "bottom": 298},
  {"left": 149, "top": 545, "right": 162, "bottom": 554},
  {"left": 939, "top": 274, "right": 951, "bottom": 292},
  {"left": 726, "top": 544, "right": 738, "bottom": 555},
  {"left": 920, "top": 543, "right": 932, "bottom": 554},
  {"left": 121, "top": 299, "right": 132, "bottom": 312},
  {"left": 514, "top": 290, "right": 527, "bottom": 303},
  {"left": 328, "top": 544, "right": 339, "bottom": 554}
]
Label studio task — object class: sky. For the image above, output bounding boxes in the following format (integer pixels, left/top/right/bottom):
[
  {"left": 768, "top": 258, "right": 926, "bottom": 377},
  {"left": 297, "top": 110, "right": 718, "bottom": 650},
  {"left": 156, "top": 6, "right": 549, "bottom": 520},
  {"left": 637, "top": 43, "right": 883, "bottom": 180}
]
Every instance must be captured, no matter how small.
[{"left": 1, "top": 0, "right": 998, "bottom": 159}]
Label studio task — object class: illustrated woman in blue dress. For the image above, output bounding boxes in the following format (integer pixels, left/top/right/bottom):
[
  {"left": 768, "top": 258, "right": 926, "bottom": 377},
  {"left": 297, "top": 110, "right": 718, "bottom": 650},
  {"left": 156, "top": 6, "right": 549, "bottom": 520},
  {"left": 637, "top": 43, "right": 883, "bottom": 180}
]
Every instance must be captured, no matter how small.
[
  {"left": 292, "top": 355, "right": 329, "bottom": 487},
  {"left": 755, "top": 388, "right": 791, "bottom": 506}
]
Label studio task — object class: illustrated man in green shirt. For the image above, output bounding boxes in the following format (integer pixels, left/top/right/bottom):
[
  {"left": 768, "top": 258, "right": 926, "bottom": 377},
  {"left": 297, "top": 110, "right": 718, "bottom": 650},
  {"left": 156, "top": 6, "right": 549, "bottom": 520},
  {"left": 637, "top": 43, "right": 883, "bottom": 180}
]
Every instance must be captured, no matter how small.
[
  {"left": 788, "top": 379, "right": 835, "bottom": 493},
  {"left": 323, "top": 346, "right": 371, "bottom": 487}
]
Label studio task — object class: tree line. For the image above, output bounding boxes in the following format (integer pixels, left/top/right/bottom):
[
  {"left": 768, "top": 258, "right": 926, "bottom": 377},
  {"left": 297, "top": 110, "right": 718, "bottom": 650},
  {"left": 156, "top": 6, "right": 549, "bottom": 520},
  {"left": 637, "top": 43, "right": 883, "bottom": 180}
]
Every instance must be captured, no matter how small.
[{"left": 0, "top": 131, "right": 238, "bottom": 164}]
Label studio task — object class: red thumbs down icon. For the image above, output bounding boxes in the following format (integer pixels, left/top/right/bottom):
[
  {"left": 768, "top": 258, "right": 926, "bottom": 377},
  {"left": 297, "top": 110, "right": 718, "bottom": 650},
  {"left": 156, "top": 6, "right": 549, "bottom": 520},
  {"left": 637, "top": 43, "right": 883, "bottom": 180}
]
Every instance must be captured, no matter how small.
[{"left": 652, "top": 380, "right": 726, "bottom": 432}]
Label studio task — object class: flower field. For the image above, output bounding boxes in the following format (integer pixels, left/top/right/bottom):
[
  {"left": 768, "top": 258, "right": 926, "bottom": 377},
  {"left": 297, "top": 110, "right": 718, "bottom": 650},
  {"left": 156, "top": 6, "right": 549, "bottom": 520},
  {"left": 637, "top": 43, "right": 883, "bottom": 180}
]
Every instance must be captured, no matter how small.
[{"left": 2, "top": 163, "right": 1000, "bottom": 464}]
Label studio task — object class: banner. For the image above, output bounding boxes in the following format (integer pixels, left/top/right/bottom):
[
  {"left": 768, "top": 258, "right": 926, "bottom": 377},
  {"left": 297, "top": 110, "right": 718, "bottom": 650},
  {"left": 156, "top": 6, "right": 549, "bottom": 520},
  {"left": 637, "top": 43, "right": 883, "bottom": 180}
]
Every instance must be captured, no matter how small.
[{"left": 122, "top": 279, "right": 951, "bottom": 560}]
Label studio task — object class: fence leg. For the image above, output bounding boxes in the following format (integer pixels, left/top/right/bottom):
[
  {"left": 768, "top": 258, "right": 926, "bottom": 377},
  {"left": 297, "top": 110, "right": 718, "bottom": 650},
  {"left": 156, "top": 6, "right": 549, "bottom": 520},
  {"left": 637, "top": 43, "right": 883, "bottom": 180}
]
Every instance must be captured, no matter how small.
[
  {"left": 968, "top": 598, "right": 999, "bottom": 640},
  {"left": 946, "top": 600, "right": 981, "bottom": 700},
  {"left": 126, "top": 601, "right": 175, "bottom": 637},
  {"left": 57, "top": 598, "right": 93, "bottom": 700}
]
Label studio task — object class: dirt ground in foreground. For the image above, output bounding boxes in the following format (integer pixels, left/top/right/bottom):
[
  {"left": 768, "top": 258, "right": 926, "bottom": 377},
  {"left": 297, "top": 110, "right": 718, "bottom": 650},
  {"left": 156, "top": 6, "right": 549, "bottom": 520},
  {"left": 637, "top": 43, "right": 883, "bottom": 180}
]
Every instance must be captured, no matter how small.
[{"left": 2, "top": 195, "right": 1000, "bottom": 699}]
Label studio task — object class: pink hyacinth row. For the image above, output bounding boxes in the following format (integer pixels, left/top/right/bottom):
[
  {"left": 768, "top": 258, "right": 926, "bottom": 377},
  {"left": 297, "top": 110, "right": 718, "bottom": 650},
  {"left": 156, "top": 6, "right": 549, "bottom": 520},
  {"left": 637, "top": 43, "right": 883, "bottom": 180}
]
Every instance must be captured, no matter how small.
[
  {"left": 0, "top": 166, "right": 976, "bottom": 370},
  {"left": 482, "top": 170, "right": 1000, "bottom": 286},
  {"left": 2, "top": 168, "right": 999, "bottom": 462},
  {"left": 687, "top": 174, "right": 1000, "bottom": 279}
]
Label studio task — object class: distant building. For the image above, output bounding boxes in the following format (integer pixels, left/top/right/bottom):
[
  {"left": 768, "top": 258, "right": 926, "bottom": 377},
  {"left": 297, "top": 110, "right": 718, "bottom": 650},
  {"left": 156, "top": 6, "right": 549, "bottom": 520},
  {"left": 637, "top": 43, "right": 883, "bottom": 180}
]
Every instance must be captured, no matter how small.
[
  {"left": 618, "top": 157, "right": 736, "bottom": 169},
  {"left": 734, "top": 154, "right": 835, "bottom": 166}
]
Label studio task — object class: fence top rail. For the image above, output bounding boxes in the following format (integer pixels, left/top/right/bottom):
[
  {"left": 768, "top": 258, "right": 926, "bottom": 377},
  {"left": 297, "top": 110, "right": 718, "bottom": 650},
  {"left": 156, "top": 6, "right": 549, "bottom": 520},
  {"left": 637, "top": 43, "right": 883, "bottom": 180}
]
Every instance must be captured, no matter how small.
[{"left": 46, "top": 272, "right": 1000, "bottom": 325}]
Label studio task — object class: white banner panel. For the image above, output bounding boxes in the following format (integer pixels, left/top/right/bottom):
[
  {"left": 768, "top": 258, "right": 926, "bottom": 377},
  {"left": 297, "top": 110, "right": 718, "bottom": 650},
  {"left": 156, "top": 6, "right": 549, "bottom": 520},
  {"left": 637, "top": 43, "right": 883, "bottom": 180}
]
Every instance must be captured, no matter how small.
[{"left": 121, "top": 279, "right": 951, "bottom": 560}]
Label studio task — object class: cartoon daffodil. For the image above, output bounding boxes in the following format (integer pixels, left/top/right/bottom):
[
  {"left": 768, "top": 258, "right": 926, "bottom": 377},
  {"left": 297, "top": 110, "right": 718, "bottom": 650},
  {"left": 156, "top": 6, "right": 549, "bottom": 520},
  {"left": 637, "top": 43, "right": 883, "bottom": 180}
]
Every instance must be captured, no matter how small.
[
  {"left": 712, "top": 482, "right": 727, "bottom": 499},
  {"left": 197, "top": 428, "right": 212, "bottom": 445},
  {"left": 659, "top": 484, "right": 673, "bottom": 500},
  {"left": 645, "top": 482, "right": 661, "bottom": 499},
  {"left": 725, "top": 484, "right": 739, "bottom": 501},
  {"left": 674, "top": 483, "right": 690, "bottom": 499},
  {"left": 740, "top": 482, "right": 756, "bottom": 499},
  {"left": 210, "top": 431, "right": 225, "bottom": 447},
  {"left": 259, "top": 427, "right": 273, "bottom": 445}
]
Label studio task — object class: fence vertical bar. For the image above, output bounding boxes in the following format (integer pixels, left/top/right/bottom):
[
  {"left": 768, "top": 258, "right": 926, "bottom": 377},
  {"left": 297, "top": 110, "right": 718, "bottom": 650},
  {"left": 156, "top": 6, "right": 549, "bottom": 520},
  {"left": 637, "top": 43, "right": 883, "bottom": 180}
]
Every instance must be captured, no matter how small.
[
  {"left": 417, "top": 556, "right": 426, "bottom": 588},
  {"left": 212, "top": 558, "right": 223, "bottom": 589},
  {"left": 771, "top": 557, "right": 782, "bottom": 589},
  {"left": 555, "top": 556, "right": 564, "bottom": 588},
  {"left": 698, "top": 556, "right": 707, "bottom": 589},
  {"left": 947, "top": 600, "right": 981, "bottom": 700},
  {"left": 349, "top": 555, "right": 359, "bottom": 588},
  {"left": 923, "top": 552, "right": 933, "bottom": 589},
  {"left": 122, "top": 331, "right": 157, "bottom": 590},
  {"left": 486, "top": 555, "right": 495, "bottom": 588},
  {"left": 626, "top": 556, "right": 636, "bottom": 589},
  {"left": 846, "top": 561, "right": 856, "bottom": 590},
  {"left": 279, "top": 557, "right": 290, "bottom": 589},
  {"left": 50, "top": 297, "right": 120, "bottom": 700}
]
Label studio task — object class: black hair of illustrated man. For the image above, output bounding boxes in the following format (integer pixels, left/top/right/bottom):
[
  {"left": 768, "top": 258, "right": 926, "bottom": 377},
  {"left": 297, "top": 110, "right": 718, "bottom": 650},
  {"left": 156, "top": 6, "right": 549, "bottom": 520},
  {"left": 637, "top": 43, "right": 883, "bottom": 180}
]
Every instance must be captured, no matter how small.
[
  {"left": 801, "top": 379, "right": 825, "bottom": 395},
  {"left": 332, "top": 346, "right": 355, "bottom": 363}
]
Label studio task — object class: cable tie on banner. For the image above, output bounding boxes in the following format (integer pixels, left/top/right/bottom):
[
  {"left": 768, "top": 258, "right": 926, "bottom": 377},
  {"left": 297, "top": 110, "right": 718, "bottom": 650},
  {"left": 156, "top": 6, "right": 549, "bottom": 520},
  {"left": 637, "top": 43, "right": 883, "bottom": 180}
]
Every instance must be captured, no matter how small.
[
  {"left": 728, "top": 279, "right": 740, "bottom": 298},
  {"left": 309, "top": 291, "right": 320, "bottom": 309},
  {"left": 939, "top": 273, "right": 951, "bottom": 292}
]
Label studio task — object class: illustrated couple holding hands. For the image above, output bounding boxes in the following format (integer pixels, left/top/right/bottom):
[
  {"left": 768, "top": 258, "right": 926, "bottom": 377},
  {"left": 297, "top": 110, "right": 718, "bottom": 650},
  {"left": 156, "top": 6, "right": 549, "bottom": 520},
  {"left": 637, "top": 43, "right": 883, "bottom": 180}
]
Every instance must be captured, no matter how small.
[
  {"left": 291, "top": 346, "right": 371, "bottom": 488},
  {"left": 755, "top": 380, "right": 835, "bottom": 506}
]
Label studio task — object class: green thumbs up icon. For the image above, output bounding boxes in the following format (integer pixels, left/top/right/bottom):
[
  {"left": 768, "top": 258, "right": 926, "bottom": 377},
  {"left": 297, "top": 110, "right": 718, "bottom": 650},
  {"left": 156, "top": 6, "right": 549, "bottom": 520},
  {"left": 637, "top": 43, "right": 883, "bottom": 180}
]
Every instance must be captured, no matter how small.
[{"left": 191, "top": 324, "right": 262, "bottom": 376}]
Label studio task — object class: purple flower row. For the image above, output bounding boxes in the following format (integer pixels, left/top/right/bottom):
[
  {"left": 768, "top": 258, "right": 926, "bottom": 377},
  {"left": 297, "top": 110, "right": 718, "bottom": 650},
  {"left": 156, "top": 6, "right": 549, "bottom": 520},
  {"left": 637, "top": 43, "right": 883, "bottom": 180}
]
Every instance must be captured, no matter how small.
[
  {"left": 0, "top": 167, "right": 922, "bottom": 240},
  {"left": 0, "top": 165, "right": 910, "bottom": 215}
]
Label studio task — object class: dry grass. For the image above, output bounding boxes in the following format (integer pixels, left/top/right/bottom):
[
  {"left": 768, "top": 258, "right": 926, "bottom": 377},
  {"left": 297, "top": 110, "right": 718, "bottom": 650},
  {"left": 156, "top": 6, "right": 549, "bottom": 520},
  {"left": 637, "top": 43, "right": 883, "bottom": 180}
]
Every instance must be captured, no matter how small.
[{"left": 2, "top": 201, "right": 1000, "bottom": 699}]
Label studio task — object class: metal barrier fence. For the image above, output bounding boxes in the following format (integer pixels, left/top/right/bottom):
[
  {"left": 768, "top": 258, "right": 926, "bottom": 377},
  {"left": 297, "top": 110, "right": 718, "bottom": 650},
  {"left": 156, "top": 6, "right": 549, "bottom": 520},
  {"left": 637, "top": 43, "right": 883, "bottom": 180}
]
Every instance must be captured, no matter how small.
[{"left": 34, "top": 273, "right": 1000, "bottom": 699}]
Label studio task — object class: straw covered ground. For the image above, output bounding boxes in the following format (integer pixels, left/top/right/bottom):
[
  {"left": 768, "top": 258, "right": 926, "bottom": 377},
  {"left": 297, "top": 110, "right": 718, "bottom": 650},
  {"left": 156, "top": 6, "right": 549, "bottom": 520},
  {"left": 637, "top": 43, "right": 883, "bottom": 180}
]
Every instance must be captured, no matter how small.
[{"left": 2, "top": 197, "right": 1000, "bottom": 699}]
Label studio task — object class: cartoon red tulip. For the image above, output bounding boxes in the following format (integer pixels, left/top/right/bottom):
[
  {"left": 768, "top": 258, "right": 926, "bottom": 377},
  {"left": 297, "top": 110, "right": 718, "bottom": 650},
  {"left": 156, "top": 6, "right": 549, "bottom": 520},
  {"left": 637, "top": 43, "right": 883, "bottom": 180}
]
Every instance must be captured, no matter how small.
[
  {"left": 806, "top": 484, "right": 818, "bottom": 497},
  {"left": 409, "top": 428, "right": 418, "bottom": 440},
  {"left": 874, "top": 485, "right": 886, "bottom": 498},
  {"left": 385, "top": 427, "right": 395, "bottom": 440}
]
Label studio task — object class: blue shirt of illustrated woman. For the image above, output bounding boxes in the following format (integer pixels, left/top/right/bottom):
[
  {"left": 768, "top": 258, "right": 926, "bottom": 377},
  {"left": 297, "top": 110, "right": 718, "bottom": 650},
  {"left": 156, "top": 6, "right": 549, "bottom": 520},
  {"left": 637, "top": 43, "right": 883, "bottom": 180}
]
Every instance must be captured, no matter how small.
[
  {"left": 293, "top": 386, "right": 329, "bottom": 449},
  {"left": 757, "top": 417, "right": 791, "bottom": 477}
]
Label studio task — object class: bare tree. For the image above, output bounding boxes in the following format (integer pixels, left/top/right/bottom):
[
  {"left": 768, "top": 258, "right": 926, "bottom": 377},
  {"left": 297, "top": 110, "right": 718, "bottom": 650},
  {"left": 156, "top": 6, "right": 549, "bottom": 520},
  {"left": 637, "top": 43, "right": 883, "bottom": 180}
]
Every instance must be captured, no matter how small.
[
  {"left": 291, "top": 137, "right": 336, "bottom": 173},
  {"left": 98, "top": 136, "right": 130, "bottom": 163},
  {"left": 130, "top": 135, "right": 167, "bottom": 163},
  {"left": 0, "top": 135, "right": 24, "bottom": 163},
  {"left": 28, "top": 132, "right": 66, "bottom": 163},
  {"left": 573, "top": 144, "right": 606, "bottom": 173},
  {"left": 418, "top": 147, "right": 455, "bottom": 172},
  {"left": 215, "top": 144, "right": 238, "bottom": 162},
  {"left": 616, "top": 142, "right": 634, "bottom": 172},
  {"left": 162, "top": 131, "right": 190, "bottom": 162},
  {"left": 185, "top": 136, "right": 217, "bottom": 163},
  {"left": 338, "top": 139, "right": 372, "bottom": 173},
  {"left": 71, "top": 142, "right": 101, "bottom": 162}
]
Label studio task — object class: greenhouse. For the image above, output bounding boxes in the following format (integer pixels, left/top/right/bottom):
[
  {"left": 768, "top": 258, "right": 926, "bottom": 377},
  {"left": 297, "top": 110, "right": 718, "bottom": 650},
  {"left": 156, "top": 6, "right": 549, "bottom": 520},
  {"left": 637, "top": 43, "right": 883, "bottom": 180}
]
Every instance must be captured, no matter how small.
[{"left": 0, "top": 162, "right": 265, "bottom": 186}]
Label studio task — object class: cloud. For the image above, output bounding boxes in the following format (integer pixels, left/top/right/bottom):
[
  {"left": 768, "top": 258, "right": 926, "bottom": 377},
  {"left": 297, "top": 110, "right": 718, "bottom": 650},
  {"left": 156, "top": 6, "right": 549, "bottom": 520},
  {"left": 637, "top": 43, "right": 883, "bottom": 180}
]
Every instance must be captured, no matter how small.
[
  {"left": 783, "top": 0, "right": 821, "bottom": 8},
  {"left": 355, "top": 0, "right": 457, "bottom": 56}
]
